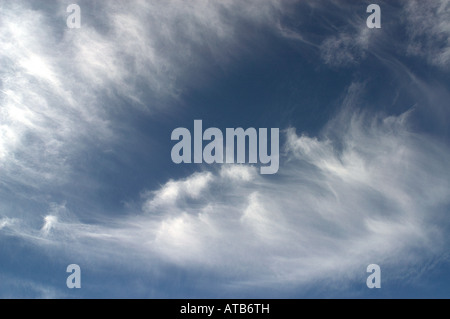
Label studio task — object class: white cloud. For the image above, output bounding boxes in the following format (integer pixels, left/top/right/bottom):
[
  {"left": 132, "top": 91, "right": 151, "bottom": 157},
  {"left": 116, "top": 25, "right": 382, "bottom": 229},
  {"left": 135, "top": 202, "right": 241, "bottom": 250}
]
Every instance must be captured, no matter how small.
[
  {"left": 0, "top": 3, "right": 112, "bottom": 190},
  {"left": 404, "top": 0, "right": 450, "bottom": 68},
  {"left": 143, "top": 172, "right": 213, "bottom": 210},
  {"left": 314, "top": 1, "right": 449, "bottom": 69},
  {"left": 220, "top": 165, "right": 256, "bottom": 182},
  {"left": 41, "top": 215, "right": 58, "bottom": 236},
  {"left": 4, "top": 101, "right": 449, "bottom": 293},
  {"left": 320, "top": 29, "right": 370, "bottom": 67},
  {"left": 0, "top": 0, "right": 287, "bottom": 192},
  {"left": 58, "top": 0, "right": 286, "bottom": 103},
  {"left": 0, "top": 218, "right": 14, "bottom": 230}
]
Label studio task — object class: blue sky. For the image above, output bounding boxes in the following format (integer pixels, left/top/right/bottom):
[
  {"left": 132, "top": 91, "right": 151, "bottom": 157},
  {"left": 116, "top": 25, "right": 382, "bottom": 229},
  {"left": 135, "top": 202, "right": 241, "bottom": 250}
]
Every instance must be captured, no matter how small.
[{"left": 0, "top": 0, "right": 449, "bottom": 298}]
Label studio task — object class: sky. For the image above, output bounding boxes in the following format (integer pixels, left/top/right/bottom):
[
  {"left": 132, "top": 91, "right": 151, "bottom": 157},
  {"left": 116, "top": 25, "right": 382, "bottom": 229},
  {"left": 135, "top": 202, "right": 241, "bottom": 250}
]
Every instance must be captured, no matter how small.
[{"left": 0, "top": 0, "right": 449, "bottom": 298}]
